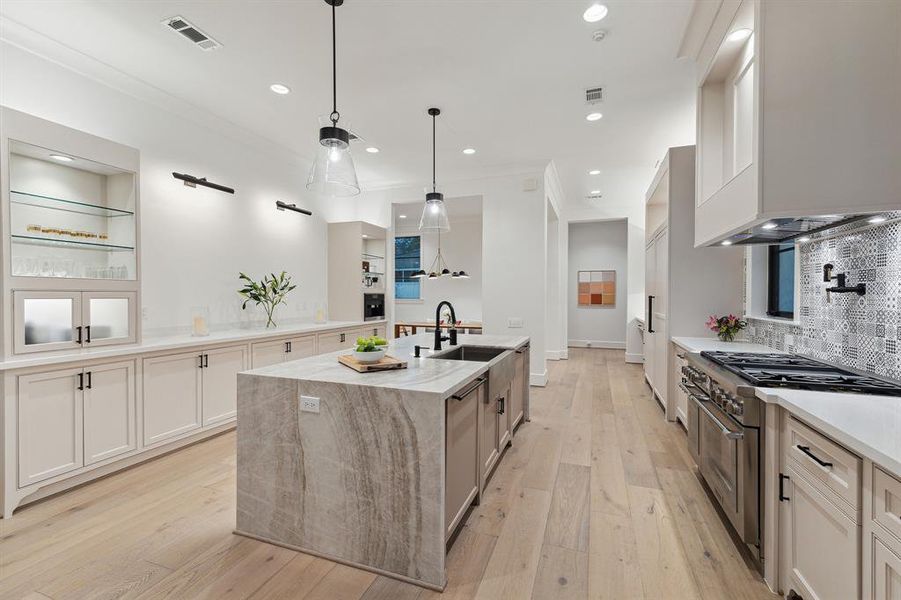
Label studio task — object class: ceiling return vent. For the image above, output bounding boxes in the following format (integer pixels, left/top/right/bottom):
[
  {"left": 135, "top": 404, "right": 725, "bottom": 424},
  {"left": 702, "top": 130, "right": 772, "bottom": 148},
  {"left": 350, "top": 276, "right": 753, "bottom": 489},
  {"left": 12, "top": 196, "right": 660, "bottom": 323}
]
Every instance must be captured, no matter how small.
[
  {"left": 163, "top": 16, "right": 221, "bottom": 51},
  {"left": 585, "top": 86, "right": 604, "bottom": 105}
]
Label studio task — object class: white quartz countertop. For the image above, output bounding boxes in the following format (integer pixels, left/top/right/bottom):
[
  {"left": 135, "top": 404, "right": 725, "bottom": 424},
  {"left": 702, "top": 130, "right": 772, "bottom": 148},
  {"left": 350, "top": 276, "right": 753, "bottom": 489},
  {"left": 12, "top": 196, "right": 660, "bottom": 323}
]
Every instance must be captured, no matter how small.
[
  {"left": 756, "top": 387, "right": 901, "bottom": 479},
  {"left": 671, "top": 336, "right": 778, "bottom": 354},
  {"left": 0, "top": 320, "right": 386, "bottom": 372},
  {"left": 242, "top": 333, "right": 529, "bottom": 396}
]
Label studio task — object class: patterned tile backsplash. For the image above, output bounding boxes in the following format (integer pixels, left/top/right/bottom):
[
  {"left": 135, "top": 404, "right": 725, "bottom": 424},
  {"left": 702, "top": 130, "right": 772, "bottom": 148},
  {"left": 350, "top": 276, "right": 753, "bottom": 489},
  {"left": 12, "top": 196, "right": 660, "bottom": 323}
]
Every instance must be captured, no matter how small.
[{"left": 746, "top": 219, "right": 901, "bottom": 380}]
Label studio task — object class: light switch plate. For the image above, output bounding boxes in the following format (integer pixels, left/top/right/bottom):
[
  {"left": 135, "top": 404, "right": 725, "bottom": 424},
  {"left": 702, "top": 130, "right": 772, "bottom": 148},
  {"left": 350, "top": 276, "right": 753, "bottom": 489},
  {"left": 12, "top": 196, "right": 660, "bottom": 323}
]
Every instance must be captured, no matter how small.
[
  {"left": 300, "top": 395, "right": 320, "bottom": 413},
  {"left": 507, "top": 317, "right": 524, "bottom": 328}
]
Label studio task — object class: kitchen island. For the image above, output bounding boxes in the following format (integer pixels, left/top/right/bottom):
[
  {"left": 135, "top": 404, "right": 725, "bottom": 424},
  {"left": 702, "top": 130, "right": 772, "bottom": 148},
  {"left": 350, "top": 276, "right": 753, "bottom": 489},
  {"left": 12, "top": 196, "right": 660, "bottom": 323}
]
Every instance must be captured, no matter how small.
[{"left": 234, "top": 333, "right": 530, "bottom": 590}]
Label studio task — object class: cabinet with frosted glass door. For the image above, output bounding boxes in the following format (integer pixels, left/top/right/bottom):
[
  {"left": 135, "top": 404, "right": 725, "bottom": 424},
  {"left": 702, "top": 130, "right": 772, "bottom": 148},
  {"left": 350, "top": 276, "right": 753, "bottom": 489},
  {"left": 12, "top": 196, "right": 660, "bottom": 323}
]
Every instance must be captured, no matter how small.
[{"left": 2, "top": 108, "right": 141, "bottom": 357}]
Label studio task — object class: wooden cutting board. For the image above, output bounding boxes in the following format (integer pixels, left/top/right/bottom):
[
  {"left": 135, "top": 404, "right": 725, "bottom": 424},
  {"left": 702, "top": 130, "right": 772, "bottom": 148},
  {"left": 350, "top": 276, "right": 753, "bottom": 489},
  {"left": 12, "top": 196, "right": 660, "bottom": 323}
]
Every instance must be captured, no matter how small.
[{"left": 338, "top": 354, "right": 408, "bottom": 373}]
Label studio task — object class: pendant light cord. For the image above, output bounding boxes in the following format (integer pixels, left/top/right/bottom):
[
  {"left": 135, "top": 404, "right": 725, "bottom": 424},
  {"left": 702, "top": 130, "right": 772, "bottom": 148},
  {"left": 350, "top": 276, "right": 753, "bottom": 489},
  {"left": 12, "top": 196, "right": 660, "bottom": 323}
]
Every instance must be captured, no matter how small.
[
  {"left": 330, "top": 1, "right": 339, "bottom": 126},
  {"left": 432, "top": 112, "right": 437, "bottom": 193}
]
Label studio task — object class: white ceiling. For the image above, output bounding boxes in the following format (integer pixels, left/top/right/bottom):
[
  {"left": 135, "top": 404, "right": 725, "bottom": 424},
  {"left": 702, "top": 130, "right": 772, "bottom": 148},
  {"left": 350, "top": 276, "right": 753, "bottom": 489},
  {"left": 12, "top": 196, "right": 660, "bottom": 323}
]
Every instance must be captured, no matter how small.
[{"left": 0, "top": 0, "right": 697, "bottom": 216}]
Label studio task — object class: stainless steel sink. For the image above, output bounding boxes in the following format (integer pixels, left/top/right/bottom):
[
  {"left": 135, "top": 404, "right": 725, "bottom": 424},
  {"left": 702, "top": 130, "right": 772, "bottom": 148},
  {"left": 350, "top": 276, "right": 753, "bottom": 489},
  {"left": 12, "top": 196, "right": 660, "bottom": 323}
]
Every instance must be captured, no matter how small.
[{"left": 430, "top": 345, "right": 507, "bottom": 362}]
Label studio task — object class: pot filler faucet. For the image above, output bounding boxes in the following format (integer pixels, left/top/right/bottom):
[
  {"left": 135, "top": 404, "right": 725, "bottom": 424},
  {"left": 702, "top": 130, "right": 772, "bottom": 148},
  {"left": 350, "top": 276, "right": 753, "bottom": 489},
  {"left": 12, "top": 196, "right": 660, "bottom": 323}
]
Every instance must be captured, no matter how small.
[
  {"left": 823, "top": 263, "right": 866, "bottom": 301},
  {"left": 434, "top": 300, "right": 458, "bottom": 351}
]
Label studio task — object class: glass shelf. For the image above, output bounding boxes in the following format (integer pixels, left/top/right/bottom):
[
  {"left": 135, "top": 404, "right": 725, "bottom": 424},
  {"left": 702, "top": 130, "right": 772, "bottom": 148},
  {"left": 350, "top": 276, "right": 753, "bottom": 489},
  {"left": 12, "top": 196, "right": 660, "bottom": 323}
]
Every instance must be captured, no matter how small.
[
  {"left": 362, "top": 253, "right": 384, "bottom": 260},
  {"left": 10, "top": 190, "right": 135, "bottom": 217},
  {"left": 12, "top": 234, "right": 135, "bottom": 252}
]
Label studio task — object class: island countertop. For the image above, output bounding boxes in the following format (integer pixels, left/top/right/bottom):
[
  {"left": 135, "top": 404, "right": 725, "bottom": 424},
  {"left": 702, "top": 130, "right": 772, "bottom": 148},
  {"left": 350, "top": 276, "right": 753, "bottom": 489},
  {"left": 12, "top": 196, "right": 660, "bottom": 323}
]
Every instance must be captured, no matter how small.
[{"left": 242, "top": 333, "right": 529, "bottom": 396}]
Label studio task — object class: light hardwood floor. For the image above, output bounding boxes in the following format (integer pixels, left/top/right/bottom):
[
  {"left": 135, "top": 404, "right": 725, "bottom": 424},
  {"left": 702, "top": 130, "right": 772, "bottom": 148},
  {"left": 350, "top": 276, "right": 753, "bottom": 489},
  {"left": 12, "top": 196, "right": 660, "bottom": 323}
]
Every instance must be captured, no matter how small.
[{"left": 0, "top": 349, "right": 777, "bottom": 600}]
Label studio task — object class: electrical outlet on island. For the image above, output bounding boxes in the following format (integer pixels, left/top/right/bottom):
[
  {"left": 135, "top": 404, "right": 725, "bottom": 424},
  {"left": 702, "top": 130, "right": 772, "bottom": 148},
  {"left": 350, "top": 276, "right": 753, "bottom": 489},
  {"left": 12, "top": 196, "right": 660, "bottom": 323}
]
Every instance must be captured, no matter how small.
[{"left": 300, "top": 395, "right": 320, "bottom": 414}]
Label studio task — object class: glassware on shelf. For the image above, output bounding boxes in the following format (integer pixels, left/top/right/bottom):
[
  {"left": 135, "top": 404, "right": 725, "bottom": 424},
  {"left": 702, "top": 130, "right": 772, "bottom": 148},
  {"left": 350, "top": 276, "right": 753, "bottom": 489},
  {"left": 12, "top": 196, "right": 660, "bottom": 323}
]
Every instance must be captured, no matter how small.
[
  {"left": 314, "top": 302, "right": 327, "bottom": 324},
  {"left": 191, "top": 306, "right": 210, "bottom": 336}
]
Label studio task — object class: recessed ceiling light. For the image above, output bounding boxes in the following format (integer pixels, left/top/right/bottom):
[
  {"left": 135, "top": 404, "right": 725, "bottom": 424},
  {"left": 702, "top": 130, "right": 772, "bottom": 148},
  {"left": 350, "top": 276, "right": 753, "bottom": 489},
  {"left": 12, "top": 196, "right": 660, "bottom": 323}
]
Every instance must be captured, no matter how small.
[
  {"left": 721, "top": 240, "right": 733, "bottom": 246},
  {"left": 586, "top": 112, "right": 603, "bottom": 121},
  {"left": 588, "top": 169, "right": 601, "bottom": 175},
  {"left": 462, "top": 148, "right": 476, "bottom": 155},
  {"left": 269, "top": 83, "right": 290, "bottom": 95},
  {"left": 398, "top": 214, "right": 407, "bottom": 219},
  {"left": 50, "top": 154, "right": 73, "bottom": 162},
  {"left": 727, "top": 28, "right": 752, "bottom": 43},
  {"left": 869, "top": 216, "right": 886, "bottom": 224},
  {"left": 590, "top": 189, "right": 601, "bottom": 195},
  {"left": 798, "top": 236, "right": 811, "bottom": 243},
  {"left": 762, "top": 222, "right": 778, "bottom": 230},
  {"left": 365, "top": 147, "right": 379, "bottom": 153},
  {"left": 583, "top": 3, "right": 608, "bottom": 23}
]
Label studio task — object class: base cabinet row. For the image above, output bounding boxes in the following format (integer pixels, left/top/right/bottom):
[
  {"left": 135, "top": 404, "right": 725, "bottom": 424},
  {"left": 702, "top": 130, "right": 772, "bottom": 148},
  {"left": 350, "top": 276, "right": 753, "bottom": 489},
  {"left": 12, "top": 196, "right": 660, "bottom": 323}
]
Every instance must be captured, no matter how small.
[{"left": 8, "top": 323, "right": 388, "bottom": 516}]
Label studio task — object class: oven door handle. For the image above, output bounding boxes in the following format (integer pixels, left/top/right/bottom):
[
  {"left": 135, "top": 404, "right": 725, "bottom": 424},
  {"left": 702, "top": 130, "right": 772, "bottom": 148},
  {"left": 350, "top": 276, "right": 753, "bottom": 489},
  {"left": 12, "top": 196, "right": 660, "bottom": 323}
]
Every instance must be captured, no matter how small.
[{"left": 696, "top": 399, "right": 744, "bottom": 440}]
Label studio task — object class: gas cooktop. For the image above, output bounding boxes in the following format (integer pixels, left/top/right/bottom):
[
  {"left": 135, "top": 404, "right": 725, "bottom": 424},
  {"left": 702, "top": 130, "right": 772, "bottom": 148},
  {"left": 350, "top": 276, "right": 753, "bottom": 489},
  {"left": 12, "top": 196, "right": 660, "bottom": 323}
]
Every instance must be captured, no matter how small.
[{"left": 700, "top": 351, "right": 901, "bottom": 396}]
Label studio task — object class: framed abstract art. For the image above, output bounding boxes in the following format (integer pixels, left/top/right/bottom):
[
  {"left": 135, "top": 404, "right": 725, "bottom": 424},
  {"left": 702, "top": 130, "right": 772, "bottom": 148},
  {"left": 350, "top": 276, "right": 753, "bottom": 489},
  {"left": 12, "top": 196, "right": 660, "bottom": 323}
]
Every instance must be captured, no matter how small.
[{"left": 577, "top": 270, "right": 616, "bottom": 307}]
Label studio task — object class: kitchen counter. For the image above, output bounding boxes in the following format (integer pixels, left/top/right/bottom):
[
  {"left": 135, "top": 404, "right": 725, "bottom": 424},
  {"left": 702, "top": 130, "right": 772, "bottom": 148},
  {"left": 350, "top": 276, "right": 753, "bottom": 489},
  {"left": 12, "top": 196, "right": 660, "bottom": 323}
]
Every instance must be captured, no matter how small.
[
  {"left": 0, "top": 319, "right": 386, "bottom": 371},
  {"left": 235, "top": 333, "right": 530, "bottom": 591},
  {"left": 756, "top": 387, "right": 901, "bottom": 479},
  {"left": 248, "top": 333, "right": 528, "bottom": 395},
  {"left": 671, "top": 336, "right": 778, "bottom": 354}
]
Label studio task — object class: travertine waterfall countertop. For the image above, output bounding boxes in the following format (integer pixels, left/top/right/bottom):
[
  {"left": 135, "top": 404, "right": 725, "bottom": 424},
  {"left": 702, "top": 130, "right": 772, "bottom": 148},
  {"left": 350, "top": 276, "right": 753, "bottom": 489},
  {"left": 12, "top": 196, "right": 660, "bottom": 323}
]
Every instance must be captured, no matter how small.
[{"left": 244, "top": 333, "right": 529, "bottom": 396}]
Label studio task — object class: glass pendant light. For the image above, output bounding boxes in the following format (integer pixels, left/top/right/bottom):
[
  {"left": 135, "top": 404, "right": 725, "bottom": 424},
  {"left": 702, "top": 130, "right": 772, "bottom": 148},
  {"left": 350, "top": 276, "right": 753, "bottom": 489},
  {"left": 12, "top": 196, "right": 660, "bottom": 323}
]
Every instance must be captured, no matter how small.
[
  {"left": 306, "top": 0, "right": 360, "bottom": 197},
  {"left": 419, "top": 108, "right": 450, "bottom": 233}
]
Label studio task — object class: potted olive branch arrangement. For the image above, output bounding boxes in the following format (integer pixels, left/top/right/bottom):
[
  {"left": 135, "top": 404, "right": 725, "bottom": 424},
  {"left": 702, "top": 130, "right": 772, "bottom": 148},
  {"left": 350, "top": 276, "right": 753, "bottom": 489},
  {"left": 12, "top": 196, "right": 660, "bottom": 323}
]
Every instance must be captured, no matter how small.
[{"left": 238, "top": 271, "right": 297, "bottom": 328}]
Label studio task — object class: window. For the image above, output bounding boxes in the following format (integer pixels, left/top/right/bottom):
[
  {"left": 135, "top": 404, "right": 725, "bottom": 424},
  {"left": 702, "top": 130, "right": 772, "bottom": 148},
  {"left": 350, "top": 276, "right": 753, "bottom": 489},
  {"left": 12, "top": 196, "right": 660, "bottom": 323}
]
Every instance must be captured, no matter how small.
[
  {"left": 394, "top": 235, "right": 421, "bottom": 300},
  {"left": 767, "top": 243, "right": 795, "bottom": 319}
]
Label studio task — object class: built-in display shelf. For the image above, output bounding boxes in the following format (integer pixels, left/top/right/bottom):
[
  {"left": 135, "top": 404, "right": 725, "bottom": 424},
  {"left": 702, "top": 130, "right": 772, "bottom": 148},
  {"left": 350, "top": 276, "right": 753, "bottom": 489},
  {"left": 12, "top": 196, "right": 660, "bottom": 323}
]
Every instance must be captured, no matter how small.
[
  {"left": 10, "top": 190, "right": 134, "bottom": 217},
  {"left": 362, "top": 252, "right": 384, "bottom": 260},
  {"left": 11, "top": 234, "right": 135, "bottom": 252}
]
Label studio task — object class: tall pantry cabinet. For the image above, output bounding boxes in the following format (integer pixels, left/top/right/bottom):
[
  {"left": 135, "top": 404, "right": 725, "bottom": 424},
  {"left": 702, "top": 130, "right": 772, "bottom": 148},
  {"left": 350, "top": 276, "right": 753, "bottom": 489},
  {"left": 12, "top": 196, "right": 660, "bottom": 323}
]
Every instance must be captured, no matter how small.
[{"left": 643, "top": 146, "right": 744, "bottom": 422}]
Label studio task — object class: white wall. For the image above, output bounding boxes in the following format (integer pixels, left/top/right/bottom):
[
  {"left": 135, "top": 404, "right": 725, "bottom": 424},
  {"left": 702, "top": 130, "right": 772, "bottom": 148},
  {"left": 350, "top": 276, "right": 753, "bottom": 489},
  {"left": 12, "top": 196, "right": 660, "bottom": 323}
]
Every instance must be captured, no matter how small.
[
  {"left": 0, "top": 42, "right": 328, "bottom": 335},
  {"left": 393, "top": 214, "right": 483, "bottom": 323},
  {"left": 323, "top": 172, "right": 549, "bottom": 385},
  {"left": 544, "top": 162, "right": 567, "bottom": 361},
  {"left": 567, "top": 220, "right": 628, "bottom": 347}
]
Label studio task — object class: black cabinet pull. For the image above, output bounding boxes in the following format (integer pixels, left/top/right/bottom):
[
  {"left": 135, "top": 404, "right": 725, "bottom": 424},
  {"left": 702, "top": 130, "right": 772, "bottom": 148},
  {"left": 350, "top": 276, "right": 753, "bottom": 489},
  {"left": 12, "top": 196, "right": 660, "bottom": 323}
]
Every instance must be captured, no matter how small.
[
  {"left": 75, "top": 326, "right": 83, "bottom": 344},
  {"left": 797, "top": 445, "right": 833, "bottom": 468},
  {"left": 779, "top": 473, "right": 790, "bottom": 502},
  {"left": 86, "top": 371, "right": 92, "bottom": 389},
  {"left": 340, "top": 333, "right": 346, "bottom": 343},
  {"left": 85, "top": 325, "right": 92, "bottom": 343},
  {"left": 203, "top": 354, "right": 209, "bottom": 368},
  {"left": 647, "top": 296, "right": 655, "bottom": 333},
  {"left": 77, "top": 372, "right": 84, "bottom": 391},
  {"left": 498, "top": 396, "right": 506, "bottom": 415},
  {"left": 451, "top": 377, "right": 486, "bottom": 400},
  {"left": 198, "top": 354, "right": 204, "bottom": 368}
]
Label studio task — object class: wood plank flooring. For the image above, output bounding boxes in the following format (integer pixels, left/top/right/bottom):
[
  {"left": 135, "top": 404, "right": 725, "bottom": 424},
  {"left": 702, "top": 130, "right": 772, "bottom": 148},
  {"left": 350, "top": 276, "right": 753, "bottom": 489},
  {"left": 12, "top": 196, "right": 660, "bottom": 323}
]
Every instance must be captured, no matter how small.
[{"left": 0, "top": 349, "right": 777, "bottom": 600}]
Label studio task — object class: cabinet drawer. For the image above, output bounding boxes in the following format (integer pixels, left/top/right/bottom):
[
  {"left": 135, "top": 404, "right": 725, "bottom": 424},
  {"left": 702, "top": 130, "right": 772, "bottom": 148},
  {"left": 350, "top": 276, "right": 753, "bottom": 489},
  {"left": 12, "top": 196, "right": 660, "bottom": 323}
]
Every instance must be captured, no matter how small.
[
  {"left": 317, "top": 328, "right": 361, "bottom": 355},
  {"left": 786, "top": 416, "right": 861, "bottom": 513},
  {"left": 874, "top": 466, "right": 901, "bottom": 544},
  {"left": 872, "top": 533, "right": 901, "bottom": 600}
]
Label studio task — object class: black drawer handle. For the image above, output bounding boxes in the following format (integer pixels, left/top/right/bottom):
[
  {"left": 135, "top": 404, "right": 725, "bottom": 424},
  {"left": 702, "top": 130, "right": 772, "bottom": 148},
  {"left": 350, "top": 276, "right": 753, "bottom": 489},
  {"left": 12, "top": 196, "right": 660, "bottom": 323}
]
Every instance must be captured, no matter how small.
[
  {"left": 85, "top": 325, "right": 92, "bottom": 343},
  {"left": 86, "top": 371, "right": 92, "bottom": 389},
  {"left": 797, "top": 445, "right": 833, "bottom": 468},
  {"left": 452, "top": 377, "right": 486, "bottom": 400},
  {"left": 779, "top": 473, "right": 790, "bottom": 502},
  {"left": 498, "top": 396, "right": 505, "bottom": 415},
  {"left": 75, "top": 326, "right": 83, "bottom": 345},
  {"left": 77, "top": 372, "right": 84, "bottom": 391}
]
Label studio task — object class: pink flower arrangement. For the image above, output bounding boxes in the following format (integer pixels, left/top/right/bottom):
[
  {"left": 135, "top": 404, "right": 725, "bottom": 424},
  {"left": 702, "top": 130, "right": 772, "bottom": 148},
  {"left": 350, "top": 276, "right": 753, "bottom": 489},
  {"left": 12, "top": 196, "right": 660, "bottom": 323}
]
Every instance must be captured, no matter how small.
[{"left": 707, "top": 314, "right": 747, "bottom": 342}]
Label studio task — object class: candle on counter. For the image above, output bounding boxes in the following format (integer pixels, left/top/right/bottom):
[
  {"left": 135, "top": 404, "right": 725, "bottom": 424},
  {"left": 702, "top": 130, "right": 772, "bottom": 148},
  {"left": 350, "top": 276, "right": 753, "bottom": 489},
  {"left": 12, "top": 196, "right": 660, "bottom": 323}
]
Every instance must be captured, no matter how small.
[{"left": 191, "top": 306, "right": 210, "bottom": 336}]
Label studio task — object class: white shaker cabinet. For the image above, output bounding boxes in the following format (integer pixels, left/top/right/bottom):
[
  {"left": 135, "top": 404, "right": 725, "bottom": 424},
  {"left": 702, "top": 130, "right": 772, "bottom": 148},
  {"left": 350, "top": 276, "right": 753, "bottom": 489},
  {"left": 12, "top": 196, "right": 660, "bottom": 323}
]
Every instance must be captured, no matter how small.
[
  {"left": 83, "top": 360, "right": 136, "bottom": 465},
  {"left": 142, "top": 352, "right": 202, "bottom": 446},
  {"left": 317, "top": 328, "right": 362, "bottom": 354},
  {"left": 251, "top": 335, "right": 315, "bottom": 368},
  {"left": 690, "top": 0, "right": 901, "bottom": 246},
  {"left": 17, "top": 367, "right": 84, "bottom": 487},
  {"left": 871, "top": 535, "right": 901, "bottom": 600},
  {"left": 200, "top": 345, "right": 247, "bottom": 427}
]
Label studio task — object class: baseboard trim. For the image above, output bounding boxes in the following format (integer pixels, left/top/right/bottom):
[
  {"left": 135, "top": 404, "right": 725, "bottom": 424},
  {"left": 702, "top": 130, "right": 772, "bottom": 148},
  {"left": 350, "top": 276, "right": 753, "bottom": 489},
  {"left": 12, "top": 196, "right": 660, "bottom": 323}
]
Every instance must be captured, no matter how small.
[
  {"left": 529, "top": 371, "right": 548, "bottom": 387},
  {"left": 546, "top": 350, "right": 564, "bottom": 361},
  {"left": 568, "top": 340, "right": 626, "bottom": 349},
  {"left": 624, "top": 352, "right": 644, "bottom": 364}
]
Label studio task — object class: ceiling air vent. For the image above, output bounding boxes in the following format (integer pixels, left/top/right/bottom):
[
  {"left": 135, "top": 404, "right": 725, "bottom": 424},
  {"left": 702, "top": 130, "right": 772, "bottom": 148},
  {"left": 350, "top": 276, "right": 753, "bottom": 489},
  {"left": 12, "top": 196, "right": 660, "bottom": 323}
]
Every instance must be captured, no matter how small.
[
  {"left": 163, "top": 16, "right": 221, "bottom": 51},
  {"left": 585, "top": 86, "right": 604, "bottom": 105}
]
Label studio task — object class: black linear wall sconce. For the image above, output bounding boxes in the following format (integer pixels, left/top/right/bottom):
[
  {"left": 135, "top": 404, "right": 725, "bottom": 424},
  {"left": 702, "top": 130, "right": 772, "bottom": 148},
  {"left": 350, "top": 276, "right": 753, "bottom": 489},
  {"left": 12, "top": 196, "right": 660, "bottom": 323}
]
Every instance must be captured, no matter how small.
[
  {"left": 276, "top": 201, "right": 313, "bottom": 216},
  {"left": 172, "top": 172, "right": 235, "bottom": 194}
]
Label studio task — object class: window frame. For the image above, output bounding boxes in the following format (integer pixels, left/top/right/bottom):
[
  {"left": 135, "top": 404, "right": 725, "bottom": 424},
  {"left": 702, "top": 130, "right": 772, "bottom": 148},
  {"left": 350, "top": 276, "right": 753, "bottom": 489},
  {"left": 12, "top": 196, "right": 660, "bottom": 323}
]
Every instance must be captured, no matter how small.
[
  {"left": 393, "top": 234, "right": 422, "bottom": 302},
  {"left": 766, "top": 242, "right": 795, "bottom": 320}
]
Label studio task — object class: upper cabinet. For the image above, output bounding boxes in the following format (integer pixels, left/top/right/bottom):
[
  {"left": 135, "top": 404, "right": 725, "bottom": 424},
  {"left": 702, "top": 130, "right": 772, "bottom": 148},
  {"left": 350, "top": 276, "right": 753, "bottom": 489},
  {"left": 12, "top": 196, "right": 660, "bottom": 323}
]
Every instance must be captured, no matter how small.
[
  {"left": 1, "top": 108, "right": 141, "bottom": 356},
  {"left": 692, "top": 0, "right": 901, "bottom": 247}
]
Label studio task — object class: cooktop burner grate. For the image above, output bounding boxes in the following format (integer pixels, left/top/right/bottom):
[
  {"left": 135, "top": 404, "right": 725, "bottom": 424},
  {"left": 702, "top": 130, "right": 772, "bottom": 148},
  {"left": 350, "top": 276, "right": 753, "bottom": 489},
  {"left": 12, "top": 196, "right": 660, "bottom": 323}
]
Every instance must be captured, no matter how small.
[{"left": 700, "top": 351, "right": 901, "bottom": 396}]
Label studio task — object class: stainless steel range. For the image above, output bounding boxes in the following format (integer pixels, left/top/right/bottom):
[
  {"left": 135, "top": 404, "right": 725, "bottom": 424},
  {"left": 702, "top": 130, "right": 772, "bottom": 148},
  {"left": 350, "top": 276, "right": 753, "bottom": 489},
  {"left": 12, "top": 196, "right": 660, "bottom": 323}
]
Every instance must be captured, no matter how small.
[{"left": 681, "top": 350, "right": 901, "bottom": 572}]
